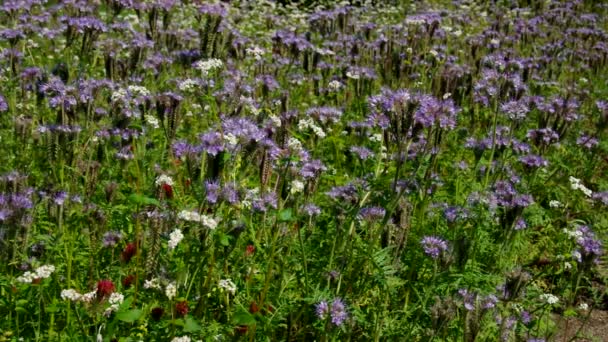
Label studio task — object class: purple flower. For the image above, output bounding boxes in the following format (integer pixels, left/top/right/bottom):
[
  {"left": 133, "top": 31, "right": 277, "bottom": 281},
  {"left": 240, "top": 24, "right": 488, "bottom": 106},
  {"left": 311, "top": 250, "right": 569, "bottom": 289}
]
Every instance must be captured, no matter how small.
[
  {"left": 576, "top": 134, "right": 599, "bottom": 149},
  {"left": 330, "top": 298, "right": 348, "bottom": 326},
  {"left": 300, "top": 159, "right": 326, "bottom": 179},
  {"left": 358, "top": 206, "right": 385, "bottom": 222},
  {"left": 302, "top": 203, "right": 321, "bottom": 216},
  {"left": 102, "top": 231, "right": 123, "bottom": 248},
  {"left": 0, "top": 94, "right": 8, "bottom": 112},
  {"left": 349, "top": 146, "right": 374, "bottom": 160},
  {"left": 421, "top": 236, "right": 449, "bottom": 259},
  {"left": 519, "top": 154, "right": 548, "bottom": 168},
  {"left": 205, "top": 180, "right": 220, "bottom": 204},
  {"left": 315, "top": 301, "right": 329, "bottom": 320}
]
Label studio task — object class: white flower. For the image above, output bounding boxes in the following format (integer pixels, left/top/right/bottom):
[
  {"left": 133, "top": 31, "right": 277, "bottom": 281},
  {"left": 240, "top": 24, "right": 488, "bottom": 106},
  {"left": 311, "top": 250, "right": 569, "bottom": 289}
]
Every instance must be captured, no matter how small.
[
  {"left": 291, "top": 180, "right": 305, "bottom": 194},
  {"left": 178, "top": 210, "right": 202, "bottom": 223},
  {"left": 194, "top": 58, "right": 223, "bottom": 76},
  {"left": 224, "top": 133, "right": 238, "bottom": 147},
  {"left": 578, "top": 303, "right": 589, "bottom": 311},
  {"left": 328, "top": 80, "right": 343, "bottom": 91},
  {"left": 81, "top": 291, "right": 97, "bottom": 303},
  {"left": 61, "top": 289, "right": 82, "bottom": 301},
  {"left": 269, "top": 115, "right": 281, "bottom": 127},
  {"left": 369, "top": 133, "right": 383, "bottom": 143},
  {"left": 287, "top": 137, "right": 302, "bottom": 151},
  {"left": 201, "top": 215, "right": 218, "bottom": 230},
  {"left": 540, "top": 293, "right": 559, "bottom": 305},
  {"left": 145, "top": 115, "right": 159, "bottom": 129},
  {"left": 171, "top": 337, "right": 191, "bottom": 342},
  {"left": 178, "top": 79, "right": 198, "bottom": 92},
  {"left": 17, "top": 265, "right": 55, "bottom": 283},
  {"left": 127, "top": 85, "right": 151, "bottom": 98},
  {"left": 108, "top": 292, "right": 124, "bottom": 305},
  {"left": 218, "top": 279, "right": 237, "bottom": 295},
  {"left": 155, "top": 175, "right": 174, "bottom": 187},
  {"left": 144, "top": 278, "right": 161, "bottom": 290},
  {"left": 549, "top": 200, "right": 562, "bottom": 208},
  {"left": 564, "top": 262, "right": 572, "bottom": 270},
  {"left": 346, "top": 71, "right": 360, "bottom": 80},
  {"left": 165, "top": 283, "right": 177, "bottom": 300},
  {"left": 246, "top": 45, "right": 265, "bottom": 60},
  {"left": 111, "top": 88, "right": 128, "bottom": 103},
  {"left": 168, "top": 229, "right": 184, "bottom": 250}
]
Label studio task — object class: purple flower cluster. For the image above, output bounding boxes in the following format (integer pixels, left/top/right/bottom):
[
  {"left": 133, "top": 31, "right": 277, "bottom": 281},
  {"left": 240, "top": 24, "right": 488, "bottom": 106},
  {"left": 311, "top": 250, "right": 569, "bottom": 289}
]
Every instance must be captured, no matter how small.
[
  {"left": 315, "top": 298, "right": 348, "bottom": 327},
  {"left": 421, "top": 236, "right": 449, "bottom": 259}
]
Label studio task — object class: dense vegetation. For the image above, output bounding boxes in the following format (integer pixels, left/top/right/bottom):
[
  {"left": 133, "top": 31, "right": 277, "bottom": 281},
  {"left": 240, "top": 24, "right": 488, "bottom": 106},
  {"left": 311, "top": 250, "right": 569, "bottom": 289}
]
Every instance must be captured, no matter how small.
[{"left": 0, "top": 0, "right": 607, "bottom": 341}]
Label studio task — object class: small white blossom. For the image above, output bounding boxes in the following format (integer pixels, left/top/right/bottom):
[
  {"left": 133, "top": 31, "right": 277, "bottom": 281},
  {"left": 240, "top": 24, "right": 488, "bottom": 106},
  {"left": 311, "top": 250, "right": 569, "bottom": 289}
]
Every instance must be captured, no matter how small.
[
  {"left": 201, "top": 215, "right": 218, "bottom": 230},
  {"left": 218, "top": 279, "right": 237, "bottom": 295},
  {"left": 328, "top": 80, "right": 343, "bottom": 91},
  {"left": 549, "top": 200, "right": 562, "bottom": 208},
  {"left": 145, "top": 115, "right": 159, "bottom": 129},
  {"left": 246, "top": 45, "right": 265, "bottom": 60},
  {"left": 178, "top": 79, "right": 198, "bottom": 92},
  {"left": 564, "top": 262, "right": 572, "bottom": 270},
  {"left": 578, "top": 303, "right": 589, "bottom": 311},
  {"left": 168, "top": 229, "right": 184, "bottom": 250},
  {"left": 127, "top": 85, "right": 151, "bottom": 98},
  {"left": 17, "top": 265, "right": 55, "bottom": 283},
  {"left": 194, "top": 59, "right": 223, "bottom": 76},
  {"left": 224, "top": 133, "right": 238, "bottom": 147},
  {"left": 171, "top": 337, "right": 191, "bottom": 342},
  {"left": 61, "top": 289, "right": 82, "bottom": 301},
  {"left": 540, "top": 293, "right": 559, "bottom": 305},
  {"left": 144, "top": 278, "right": 161, "bottom": 290},
  {"left": 81, "top": 291, "right": 97, "bottom": 303},
  {"left": 178, "top": 210, "right": 202, "bottom": 223},
  {"left": 291, "top": 180, "right": 305, "bottom": 195},
  {"left": 346, "top": 71, "right": 360, "bottom": 80},
  {"left": 155, "top": 175, "right": 174, "bottom": 187},
  {"left": 165, "top": 283, "right": 177, "bottom": 300},
  {"left": 108, "top": 292, "right": 124, "bottom": 305}
]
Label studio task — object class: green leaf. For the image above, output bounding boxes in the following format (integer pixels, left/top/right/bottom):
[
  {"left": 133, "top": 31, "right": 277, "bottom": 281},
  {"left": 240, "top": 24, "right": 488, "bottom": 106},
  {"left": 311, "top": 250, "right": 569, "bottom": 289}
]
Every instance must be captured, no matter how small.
[
  {"left": 219, "top": 233, "right": 231, "bottom": 246},
  {"left": 232, "top": 308, "right": 256, "bottom": 326},
  {"left": 128, "top": 194, "right": 160, "bottom": 207},
  {"left": 278, "top": 208, "right": 293, "bottom": 222},
  {"left": 183, "top": 316, "right": 202, "bottom": 332},
  {"left": 116, "top": 309, "right": 142, "bottom": 323}
]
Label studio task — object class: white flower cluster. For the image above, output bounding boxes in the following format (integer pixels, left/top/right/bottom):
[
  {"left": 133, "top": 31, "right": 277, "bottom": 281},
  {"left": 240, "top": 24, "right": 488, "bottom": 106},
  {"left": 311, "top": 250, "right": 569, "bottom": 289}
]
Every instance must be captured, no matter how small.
[
  {"left": 111, "top": 88, "right": 128, "bottom": 103},
  {"left": 549, "top": 200, "right": 562, "bottom": 208},
  {"left": 218, "top": 279, "right": 237, "bottom": 295},
  {"left": 539, "top": 293, "right": 559, "bottom": 305},
  {"left": 155, "top": 174, "right": 174, "bottom": 187},
  {"left": 177, "top": 210, "right": 219, "bottom": 230},
  {"left": 17, "top": 265, "right": 55, "bottom": 283},
  {"left": 144, "top": 278, "right": 161, "bottom": 290},
  {"left": 127, "top": 85, "right": 151, "bottom": 98},
  {"left": 290, "top": 180, "right": 305, "bottom": 195},
  {"left": 60, "top": 288, "right": 97, "bottom": 303},
  {"left": 578, "top": 303, "right": 589, "bottom": 311},
  {"left": 224, "top": 133, "right": 239, "bottom": 147},
  {"left": 569, "top": 176, "right": 592, "bottom": 197},
  {"left": 165, "top": 282, "right": 177, "bottom": 300},
  {"left": 346, "top": 71, "right": 360, "bottom": 80},
  {"left": 171, "top": 337, "right": 191, "bottom": 342},
  {"left": 178, "top": 79, "right": 198, "bottom": 92},
  {"left": 246, "top": 45, "right": 265, "bottom": 60},
  {"left": 298, "top": 117, "right": 326, "bottom": 138},
  {"left": 145, "top": 115, "right": 159, "bottom": 129},
  {"left": 327, "top": 80, "right": 343, "bottom": 91},
  {"left": 104, "top": 292, "right": 124, "bottom": 316},
  {"left": 563, "top": 228, "right": 583, "bottom": 240},
  {"left": 168, "top": 229, "right": 184, "bottom": 250},
  {"left": 194, "top": 58, "right": 223, "bottom": 76}
]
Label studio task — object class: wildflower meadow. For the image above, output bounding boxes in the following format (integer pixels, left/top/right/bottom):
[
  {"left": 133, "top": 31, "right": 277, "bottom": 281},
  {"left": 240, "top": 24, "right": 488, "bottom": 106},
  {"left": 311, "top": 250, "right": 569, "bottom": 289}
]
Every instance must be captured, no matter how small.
[{"left": 0, "top": 0, "right": 607, "bottom": 341}]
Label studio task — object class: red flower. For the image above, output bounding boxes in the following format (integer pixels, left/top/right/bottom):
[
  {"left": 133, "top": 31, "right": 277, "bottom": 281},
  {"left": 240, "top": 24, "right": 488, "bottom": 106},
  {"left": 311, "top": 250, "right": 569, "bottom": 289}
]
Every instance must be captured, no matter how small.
[
  {"left": 122, "top": 274, "right": 136, "bottom": 289},
  {"left": 175, "top": 301, "right": 189, "bottom": 317},
  {"left": 245, "top": 244, "right": 255, "bottom": 257},
  {"left": 97, "top": 279, "right": 115, "bottom": 298},
  {"left": 162, "top": 183, "right": 173, "bottom": 199},
  {"left": 249, "top": 301, "right": 259, "bottom": 314},
  {"left": 121, "top": 242, "right": 137, "bottom": 263}
]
